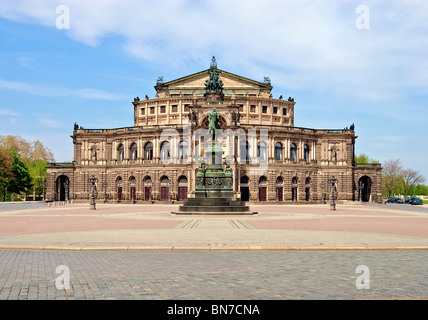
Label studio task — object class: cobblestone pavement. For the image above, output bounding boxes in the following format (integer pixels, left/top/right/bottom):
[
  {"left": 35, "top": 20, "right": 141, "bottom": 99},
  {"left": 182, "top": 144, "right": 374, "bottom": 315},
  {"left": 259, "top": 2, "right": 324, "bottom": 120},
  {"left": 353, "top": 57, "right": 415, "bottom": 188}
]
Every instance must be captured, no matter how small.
[{"left": 0, "top": 249, "right": 427, "bottom": 300}]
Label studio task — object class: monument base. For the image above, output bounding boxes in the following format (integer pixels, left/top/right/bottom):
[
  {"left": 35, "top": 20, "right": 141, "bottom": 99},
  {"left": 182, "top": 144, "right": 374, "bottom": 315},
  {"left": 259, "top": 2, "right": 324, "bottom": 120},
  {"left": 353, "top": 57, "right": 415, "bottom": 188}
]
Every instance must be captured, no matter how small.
[{"left": 172, "top": 197, "right": 257, "bottom": 215}]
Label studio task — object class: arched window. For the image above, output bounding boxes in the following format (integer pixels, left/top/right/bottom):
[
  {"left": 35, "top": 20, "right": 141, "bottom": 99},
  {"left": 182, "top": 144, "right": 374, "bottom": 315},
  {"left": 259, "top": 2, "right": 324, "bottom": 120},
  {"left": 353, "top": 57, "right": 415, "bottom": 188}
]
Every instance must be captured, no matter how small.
[
  {"left": 292, "top": 177, "right": 298, "bottom": 185},
  {"left": 179, "top": 141, "right": 188, "bottom": 161},
  {"left": 304, "top": 144, "right": 310, "bottom": 162},
  {"left": 130, "top": 143, "right": 138, "bottom": 160},
  {"left": 259, "top": 176, "right": 267, "bottom": 184},
  {"left": 290, "top": 143, "right": 297, "bottom": 162},
  {"left": 117, "top": 144, "right": 124, "bottom": 162},
  {"left": 274, "top": 142, "right": 283, "bottom": 160},
  {"left": 258, "top": 141, "right": 267, "bottom": 161},
  {"left": 276, "top": 176, "right": 283, "bottom": 184},
  {"left": 240, "top": 176, "right": 249, "bottom": 184},
  {"left": 239, "top": 141, "right": 249, "bottom": 163},
  {"left": 161, "top": 176, "right": 170, "bottom": 184},
  {"left": 144, "top": 142, "right": 153, "bottom": 160},
  {"left": 160, "top": 141, "right": 170, "bottom": 160}
]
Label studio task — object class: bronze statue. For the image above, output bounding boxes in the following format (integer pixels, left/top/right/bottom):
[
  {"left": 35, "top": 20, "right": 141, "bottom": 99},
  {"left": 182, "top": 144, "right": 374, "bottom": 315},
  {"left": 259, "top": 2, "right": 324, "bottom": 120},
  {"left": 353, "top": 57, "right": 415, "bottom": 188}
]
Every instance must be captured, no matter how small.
[{"left": 208, "top": 108, "right": 220, "bottom": 141}]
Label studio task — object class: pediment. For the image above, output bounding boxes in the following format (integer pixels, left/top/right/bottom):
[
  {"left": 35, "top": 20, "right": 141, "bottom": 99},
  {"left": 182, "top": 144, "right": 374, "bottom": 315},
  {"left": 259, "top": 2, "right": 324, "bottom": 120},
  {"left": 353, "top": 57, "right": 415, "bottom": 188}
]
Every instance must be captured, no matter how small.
[{"left": 156, "top": 69, "right": 271, "bottom": 93}]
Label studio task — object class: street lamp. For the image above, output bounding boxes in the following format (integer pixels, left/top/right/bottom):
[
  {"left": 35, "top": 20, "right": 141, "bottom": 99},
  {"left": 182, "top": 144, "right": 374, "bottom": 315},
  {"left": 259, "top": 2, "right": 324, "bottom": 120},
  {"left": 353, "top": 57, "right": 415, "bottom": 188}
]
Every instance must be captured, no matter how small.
[
  {"left": 328, "top": 176, "right": 338, "bottom": 211},
  {"left": 103, "top": 181, "right": 107, "bottom": 203},
  {"left": 359, "top": 181, "right": 364, "bottom": 202},
  {"left": 88, "top": 175, "right": 98, "bottom": 210}
]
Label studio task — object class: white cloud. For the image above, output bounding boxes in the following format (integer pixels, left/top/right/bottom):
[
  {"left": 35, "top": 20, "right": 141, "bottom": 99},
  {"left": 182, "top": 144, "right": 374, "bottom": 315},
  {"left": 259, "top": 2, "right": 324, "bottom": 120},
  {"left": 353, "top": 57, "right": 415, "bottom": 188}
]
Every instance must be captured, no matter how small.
[
  {"left": 0, "top": 78, "right": 129, "bottom": 101},
  {"left": 0, "top": 108, "right": 21, "bottom": 116},
  {"left": 0, "top": 0, "right": 427, "bottom": 102},
  {"left": 40, "top": 118, "right": 63, "bottom": 128}
]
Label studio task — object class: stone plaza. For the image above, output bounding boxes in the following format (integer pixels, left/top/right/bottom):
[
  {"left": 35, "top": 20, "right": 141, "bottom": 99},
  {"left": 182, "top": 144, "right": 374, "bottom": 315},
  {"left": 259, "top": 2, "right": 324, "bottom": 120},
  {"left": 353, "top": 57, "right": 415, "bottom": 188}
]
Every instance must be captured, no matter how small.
[{"left": 0, "top": 201, "right": 427, "bottom": 300}]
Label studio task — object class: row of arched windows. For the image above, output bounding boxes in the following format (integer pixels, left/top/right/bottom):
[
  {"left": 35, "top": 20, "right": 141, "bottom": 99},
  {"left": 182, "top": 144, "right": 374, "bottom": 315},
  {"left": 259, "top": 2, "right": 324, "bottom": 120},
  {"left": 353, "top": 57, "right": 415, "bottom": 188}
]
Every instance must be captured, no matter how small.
[{"left": 115, "top": 141, "right": 311, "bottom": 162}]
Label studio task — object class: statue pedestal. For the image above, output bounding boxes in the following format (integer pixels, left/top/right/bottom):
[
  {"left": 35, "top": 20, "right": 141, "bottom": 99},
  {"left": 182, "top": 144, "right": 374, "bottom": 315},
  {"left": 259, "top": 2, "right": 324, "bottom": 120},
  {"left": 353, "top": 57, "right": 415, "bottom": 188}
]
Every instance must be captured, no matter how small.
[{"left": 173, "top": 145, "right": 257, "bottom": 215}]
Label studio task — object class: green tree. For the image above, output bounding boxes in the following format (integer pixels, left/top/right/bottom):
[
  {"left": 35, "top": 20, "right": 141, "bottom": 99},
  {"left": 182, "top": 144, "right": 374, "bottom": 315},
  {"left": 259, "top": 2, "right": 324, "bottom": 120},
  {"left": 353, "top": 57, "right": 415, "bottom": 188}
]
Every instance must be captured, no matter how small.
[
  {"left": 413, "top": 184, "right": 428, "bottom": 196},
  {"left": 7, "top": 150, "right": 32, "bottom": 197},
  {"left": 0, "top": 148, "right": 14, "bottom": 201},
  {"left": 355, "top": 153, "right": 379, "bottom": 164},
  {"left": 1, "top": 135, "right": 54, "bottom": 201},
  {"left": 28, "top": 159, "right": 47, "bottom": 200}
]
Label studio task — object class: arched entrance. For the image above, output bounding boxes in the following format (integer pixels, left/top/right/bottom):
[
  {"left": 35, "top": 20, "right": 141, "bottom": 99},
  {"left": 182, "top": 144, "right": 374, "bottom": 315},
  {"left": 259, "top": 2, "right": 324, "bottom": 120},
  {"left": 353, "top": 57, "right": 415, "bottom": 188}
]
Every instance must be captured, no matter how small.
[
  {"left": 129, "top": 176, "right": 136, "bottom": 202},
  {"left": 143, "top": 176, "right": 152, "bottom": 201},
  {"left": 116, "top": 177, "right": 123, "bottom": 202},
  {"left": 291, "top": 177, "right": 298, "bottom": 201},
  {"left": 160, "top": 176, "right": 170, "bottom": 201},
  {"left": 240, "top": 176, "right": 250, "bottom": 201},
  {"left": 358, "top": 176, "right": 372, "bottom": 202},
  {"left": 55, "top": 175, "right": 69, "bottom": 201},
  {"left": 305, "top": 177, "right": 311, "bottom": 201},
  {"left": 276, "top": 177, "right": 283, "bottom": 202},
  {"left": 258, "top": 176, "right": 267, "bottom": 202},
  {"left": 178, "top": 176, "right": 188, "bottom": 201}
]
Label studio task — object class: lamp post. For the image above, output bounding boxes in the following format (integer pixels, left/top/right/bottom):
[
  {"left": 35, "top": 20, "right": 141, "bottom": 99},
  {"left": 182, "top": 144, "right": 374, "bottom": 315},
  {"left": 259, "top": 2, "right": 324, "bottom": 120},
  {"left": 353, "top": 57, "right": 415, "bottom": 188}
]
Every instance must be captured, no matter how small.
[
  {"left": 358, "top": 181, "right": 364, "bottom": 202},
  {"left": 103, "top": 181, "right": 107, "bottom": 203},
  {"left": 88, "top": 175, "right": 98, "bottom": 210},
  {"left": 328, "top": 176, "right": 338, "bottom": 211}
]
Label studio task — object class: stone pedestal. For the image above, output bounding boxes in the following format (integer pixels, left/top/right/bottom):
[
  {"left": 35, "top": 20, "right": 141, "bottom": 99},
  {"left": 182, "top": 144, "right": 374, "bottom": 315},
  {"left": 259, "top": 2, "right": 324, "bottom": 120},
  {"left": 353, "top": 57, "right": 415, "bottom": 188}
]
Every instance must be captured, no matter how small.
[{"left": 173, "top": 145, "right": 257, "bottom": 215}]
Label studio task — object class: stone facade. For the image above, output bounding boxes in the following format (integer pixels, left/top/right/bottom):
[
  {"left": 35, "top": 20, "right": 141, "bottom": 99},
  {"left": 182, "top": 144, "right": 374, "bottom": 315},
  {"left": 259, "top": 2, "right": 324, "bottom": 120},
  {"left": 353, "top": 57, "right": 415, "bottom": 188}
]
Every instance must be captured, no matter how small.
[{"left": 46, "top": 59, "right": 382, "bottom": 204}]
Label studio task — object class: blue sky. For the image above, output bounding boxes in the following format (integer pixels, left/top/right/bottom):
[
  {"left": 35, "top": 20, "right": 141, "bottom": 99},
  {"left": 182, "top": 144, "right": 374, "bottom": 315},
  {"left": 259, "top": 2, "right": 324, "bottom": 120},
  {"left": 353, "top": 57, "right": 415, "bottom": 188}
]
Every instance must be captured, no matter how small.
[{"left": 0, "top": 0, "right": 427, "bottom": 180}]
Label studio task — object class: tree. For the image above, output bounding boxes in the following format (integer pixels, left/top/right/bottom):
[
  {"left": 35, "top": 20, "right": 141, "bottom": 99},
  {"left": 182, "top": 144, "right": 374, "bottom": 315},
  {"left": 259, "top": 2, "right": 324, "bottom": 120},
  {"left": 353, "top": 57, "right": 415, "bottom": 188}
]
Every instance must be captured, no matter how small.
[
  {"left": 401, "top": 168, "right": 425, "bottom": 198},
  {"left": 414, "top": 184, "right": 428, "bottom": 196},
  {"left": 0, "top": 135, "right": 54, "bottom": 201},
  {"left": 0, "top": 135, "right": 54, "bottom": 164},
  {"left": 355, "top": 153, "right": 379, "bottom": 164},
  {"left": 7, "top": 150, "right": 32, "bottom": 197},
  {"left": 382, "top": 159, "right": 403, "bottom": 197},
  {"left": 28, "top": 159, "right": 47, "bottom": 200},
  {"left": 0, "top": 149, "right": 14, "bottom": 201}
]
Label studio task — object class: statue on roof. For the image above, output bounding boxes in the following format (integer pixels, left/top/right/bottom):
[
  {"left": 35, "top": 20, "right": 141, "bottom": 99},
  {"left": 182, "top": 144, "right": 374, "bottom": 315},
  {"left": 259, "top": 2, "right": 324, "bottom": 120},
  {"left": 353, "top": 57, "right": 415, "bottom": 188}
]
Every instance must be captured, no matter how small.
[
  {"left": 156, "top": 76, "right": 164, "bottom": 85},
  {"left": 210, "top": 56, "right": 217, "bottom": 69},
  {"left": 205, "top": 68, "right": 223, "bottom": 93}
]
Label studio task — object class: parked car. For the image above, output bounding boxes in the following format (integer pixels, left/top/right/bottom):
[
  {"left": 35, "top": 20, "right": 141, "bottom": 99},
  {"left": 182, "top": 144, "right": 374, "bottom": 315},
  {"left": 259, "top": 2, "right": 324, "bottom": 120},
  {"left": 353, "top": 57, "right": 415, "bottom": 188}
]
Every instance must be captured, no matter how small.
[
  {"left": 408, "top": 197, "right": 423, "bottom": 205},
  {"left": 387, "top": 197, "right": 404, "bottom": 203}
]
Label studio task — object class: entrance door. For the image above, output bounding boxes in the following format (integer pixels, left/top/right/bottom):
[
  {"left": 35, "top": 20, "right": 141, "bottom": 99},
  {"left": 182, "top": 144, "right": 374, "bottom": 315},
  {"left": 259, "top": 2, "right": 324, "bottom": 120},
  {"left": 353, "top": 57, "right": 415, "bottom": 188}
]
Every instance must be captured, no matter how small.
[
  {"left": 144, "top": 187, "right": 151, "bottom": 201},
  {"left": 56, "top": 175, "right": 69, "bottom": 201},
  {"left": 259, "top": 187, "right": 267, "bottom": 201},
  {"left": 359, "top": 176, "right": 372, "bottom": 202},
  {"left": 161, "top": 187, "right": 169, "bottom": 201},
  {"left": 130, "top": 186, "right": 136, "bottom": 202},
  {"left": 276, "top": 187, "right": 283, "bottom": 202},
  {"left": 240, "top": 187, "right": 250, "bottom": 201},
  {"left": 178, "top": 187, "right": 188, "bottom": 201},
  {"left": 117, "top": 187, "right": 122, "bottom": 201},
  {"left": 305, "top": 187, "right": 310, "bottom": 201},
  {"left": 292, "top": 187, "right": 297, "bottom": 201}
]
